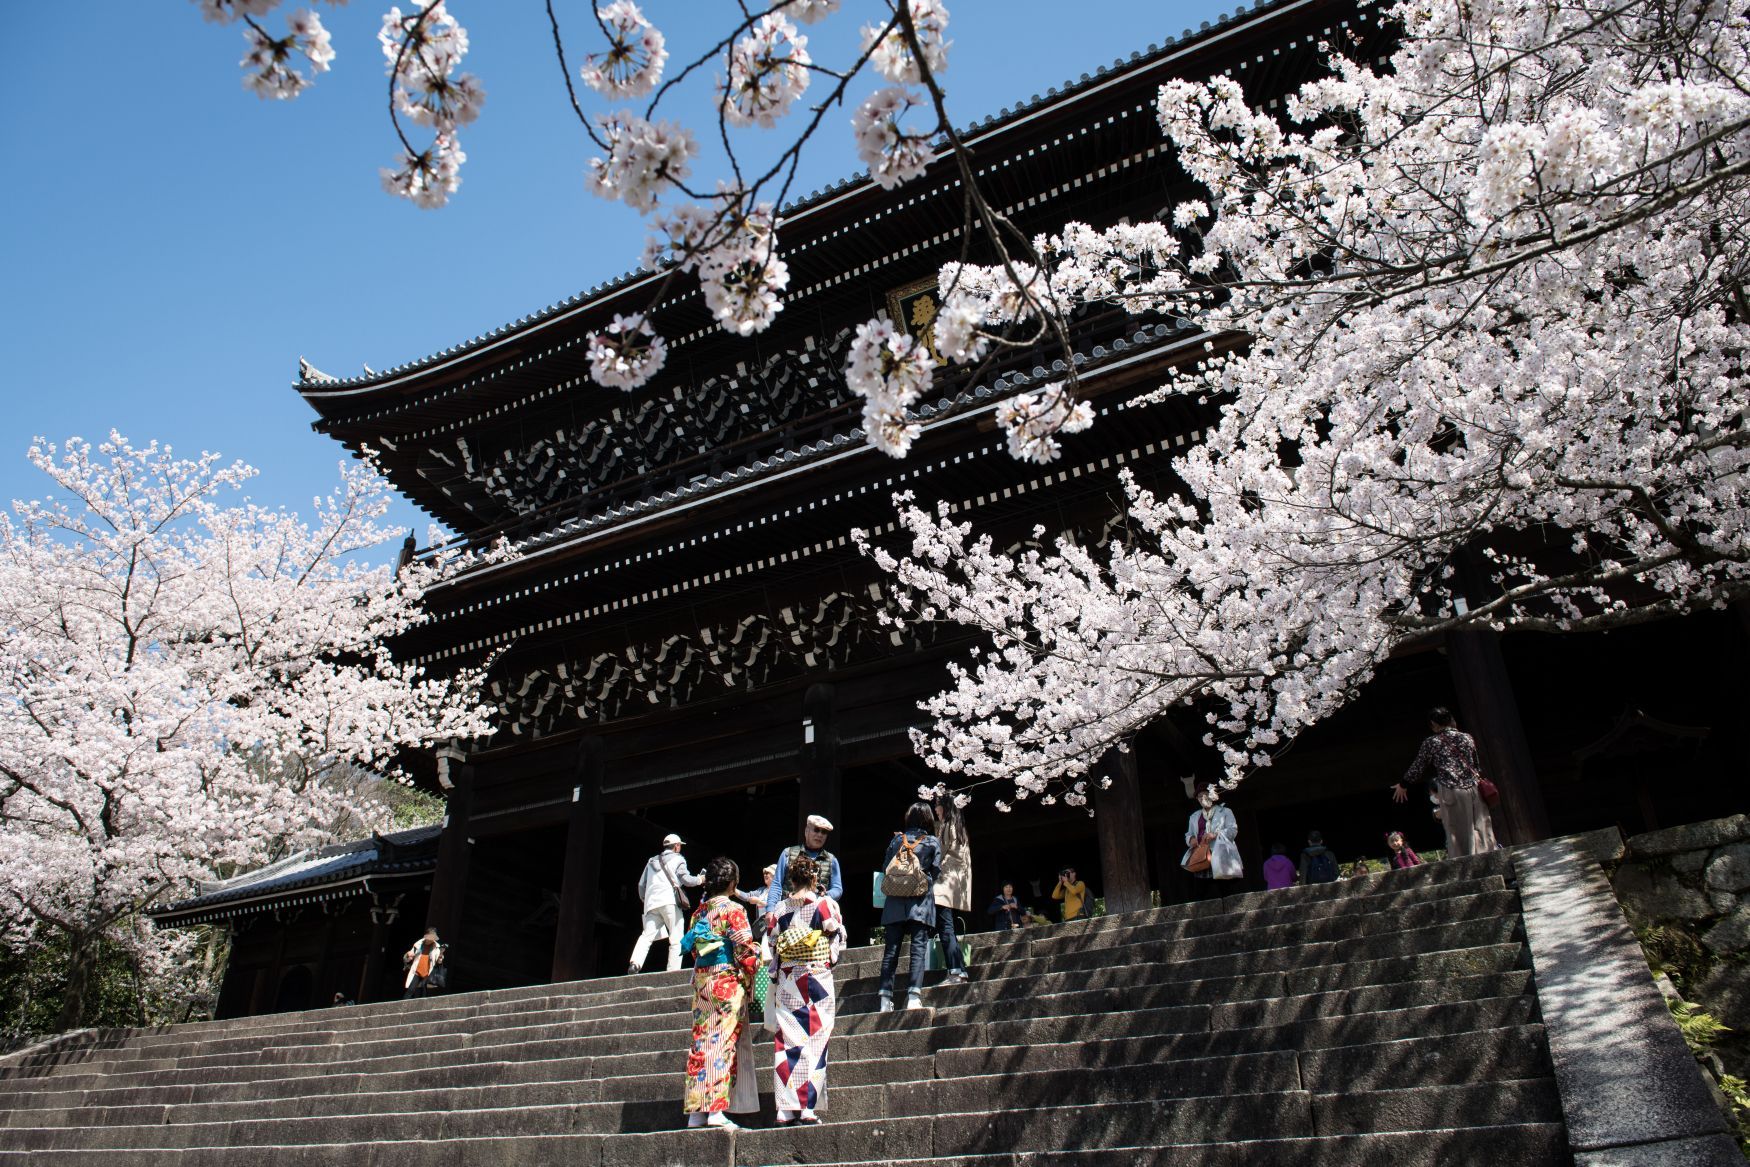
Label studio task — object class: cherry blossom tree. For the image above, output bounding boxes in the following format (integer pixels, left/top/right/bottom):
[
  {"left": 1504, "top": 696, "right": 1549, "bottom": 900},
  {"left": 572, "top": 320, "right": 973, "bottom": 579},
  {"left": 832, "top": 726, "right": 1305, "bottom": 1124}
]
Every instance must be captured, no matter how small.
[
  {"left": 862, "top": 0, "right": 1750, "bottom": 804},
  {"left": 195, "top": 0, "right": 1750, "bottom": 810},
  {"left": 0, "top": 435, "right": 498, "bottom": 1029}
]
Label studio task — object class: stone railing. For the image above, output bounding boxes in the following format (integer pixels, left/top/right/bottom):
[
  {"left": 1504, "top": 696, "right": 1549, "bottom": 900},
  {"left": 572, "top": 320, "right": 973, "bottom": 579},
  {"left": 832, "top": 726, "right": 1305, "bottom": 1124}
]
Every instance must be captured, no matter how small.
[{"left": 1609, "top": 813, "right": 1750, "bottom": 1150}]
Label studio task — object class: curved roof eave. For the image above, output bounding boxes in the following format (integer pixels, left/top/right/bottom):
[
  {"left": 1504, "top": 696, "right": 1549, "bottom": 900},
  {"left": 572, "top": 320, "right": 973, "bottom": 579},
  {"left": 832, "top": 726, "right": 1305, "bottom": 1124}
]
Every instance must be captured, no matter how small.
[{"left": 293, "top": 0, "right": 1315, "bottom": 402}]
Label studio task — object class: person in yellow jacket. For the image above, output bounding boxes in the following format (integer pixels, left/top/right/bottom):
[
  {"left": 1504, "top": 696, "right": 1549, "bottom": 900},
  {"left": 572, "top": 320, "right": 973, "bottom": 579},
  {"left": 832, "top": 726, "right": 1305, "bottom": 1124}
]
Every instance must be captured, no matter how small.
[{"left": 1051, "top": 867, "right": 1087, "bottom": 921}]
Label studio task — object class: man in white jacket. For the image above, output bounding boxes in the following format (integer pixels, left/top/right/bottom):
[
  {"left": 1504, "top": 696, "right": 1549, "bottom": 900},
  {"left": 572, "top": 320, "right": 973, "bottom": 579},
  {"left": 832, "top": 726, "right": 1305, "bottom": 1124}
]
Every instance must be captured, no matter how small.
[{"left": 628, "top": 833, "right": 704, "bottom": 974}]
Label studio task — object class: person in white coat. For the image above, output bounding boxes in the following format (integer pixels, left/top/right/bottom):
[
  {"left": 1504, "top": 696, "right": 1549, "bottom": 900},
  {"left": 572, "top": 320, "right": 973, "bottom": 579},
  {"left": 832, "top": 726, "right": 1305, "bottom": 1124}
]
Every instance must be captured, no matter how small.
[
  {"left": 628, "top": 833, "right": 705, "bottom": 974},
  {"left": 1182, "top": 786, "right": 1243, "bottom": 888}
]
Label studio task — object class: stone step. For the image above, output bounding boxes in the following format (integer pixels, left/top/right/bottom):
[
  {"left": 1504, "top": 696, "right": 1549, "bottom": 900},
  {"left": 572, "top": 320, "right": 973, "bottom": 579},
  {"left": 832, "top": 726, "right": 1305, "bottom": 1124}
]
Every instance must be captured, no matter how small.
[
  {"left": 1, "top": 902, "right": 1525, "bottom": 1088},
  {"left": 1018, "top": 871, "right": 1510, "bottom": 956},
  {"left": 0, "top": 993, "right": 1540, "bottom": 1133},
  {"left": 717, "top": 1122, "right": 1569, "bottom": 1167},
  {"left": 0, "top": 928, "right": 1532, "bottom": 1101},
  {"left": 0, "top": 1088, "right": 1315, "bottom": 1153},
  {"left": 973, "top": 890, "right": 1522, "bottom": 983},
  {"left": 0, "top": 842, "right": 1571, "bottom": 1166},
  {"left": 0, "top": 1095, "right": 1566, "bottom": 1165},
  {"left": 111, "top": 988, "right": 696, "bottom": 1055},
  {"left": 4, "top": 859, "right": 1513, "bottom": 1070},
  {"left": 0, "top": 965, "right": 1531, "bottom": 1119},
  {"left": 0, "top": 1122, "right": 1574, "bottom": 1167}
]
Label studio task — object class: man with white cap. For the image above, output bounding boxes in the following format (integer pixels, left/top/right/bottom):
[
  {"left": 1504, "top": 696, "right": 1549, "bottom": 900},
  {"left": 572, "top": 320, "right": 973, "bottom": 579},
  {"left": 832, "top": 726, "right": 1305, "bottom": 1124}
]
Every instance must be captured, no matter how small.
[
  {"left": 628, "top": 832, "right": 704, "bottom": 974},
  {"left": 765, "top": 814, "right": 843, "bottom": 919}
]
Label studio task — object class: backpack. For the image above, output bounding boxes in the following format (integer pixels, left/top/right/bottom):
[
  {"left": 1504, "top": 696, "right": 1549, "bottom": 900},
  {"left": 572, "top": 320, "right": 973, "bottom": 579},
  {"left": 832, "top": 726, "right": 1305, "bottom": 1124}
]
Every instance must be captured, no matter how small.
[
  {"left": 882, "top": 835, "right": 930, "bottom": 898},
  {"left": 1305, "top": 849, "right": 1339, "bottom": 884}
]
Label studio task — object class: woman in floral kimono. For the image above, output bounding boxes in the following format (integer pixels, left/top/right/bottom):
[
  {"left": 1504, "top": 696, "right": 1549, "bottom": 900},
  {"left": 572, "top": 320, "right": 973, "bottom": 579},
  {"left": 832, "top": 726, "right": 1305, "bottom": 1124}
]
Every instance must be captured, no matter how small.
[
  {"left": 681, "top": 857, "right": 761, "bottom": 1129},
  {"left": 767, "top": 854, "right": 844, "bottom": 1125}
]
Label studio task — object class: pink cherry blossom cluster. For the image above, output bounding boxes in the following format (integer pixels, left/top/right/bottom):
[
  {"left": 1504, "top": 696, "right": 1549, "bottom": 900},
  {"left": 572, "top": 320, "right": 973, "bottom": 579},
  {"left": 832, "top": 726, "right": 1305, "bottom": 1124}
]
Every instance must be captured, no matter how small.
[
  {"left": 579, "top": 1, "right": 667, "bottom": 100},
  {"left": 240, "top": 9, "right": 335, "bottom": 99},
  {"left": 193, "top": 1, "right": 346, "bottom": 100},
  {"left": 844, "top": 317, "right": 933, "bottom": 457},
  {"left": 994, "top": 385, "right": 1095, "bottom": 464},
  {"left": 378, "top": 1, "right": 482, "bottom": 208},
  {"left": 852, "top": 86, "right": 934, "bottom": 190},
  {"left": 861, "top": 0, "right": 951, "bottom": 85},
  {"left": 587, "top": 313, "right": 669, "bottom": 391},
  {"left": 786, "top": 0, "right": 842, "bottom": 23},
  {"left": 721, "top": 13, "right": 812, "bottom": 129},
  {"left": 586, "top": 112, "right": 697, "bottom": 213}
]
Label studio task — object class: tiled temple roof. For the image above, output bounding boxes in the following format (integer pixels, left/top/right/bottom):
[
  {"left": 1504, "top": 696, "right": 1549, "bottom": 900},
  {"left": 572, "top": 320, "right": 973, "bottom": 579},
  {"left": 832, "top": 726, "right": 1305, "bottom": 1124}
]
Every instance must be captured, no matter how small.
[
  {"left": 294, "top": 0, "right": 1305, "bottom": 397},
  {"left": 153, "top": 825, "right": 441, "bottom": 923}
]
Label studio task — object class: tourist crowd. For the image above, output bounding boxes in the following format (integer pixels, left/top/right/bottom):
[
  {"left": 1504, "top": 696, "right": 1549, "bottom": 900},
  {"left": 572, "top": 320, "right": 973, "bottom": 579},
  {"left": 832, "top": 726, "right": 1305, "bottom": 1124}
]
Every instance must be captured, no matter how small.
[{"left": 394, "top": 704, "right": 1503, "bottom": 1130}]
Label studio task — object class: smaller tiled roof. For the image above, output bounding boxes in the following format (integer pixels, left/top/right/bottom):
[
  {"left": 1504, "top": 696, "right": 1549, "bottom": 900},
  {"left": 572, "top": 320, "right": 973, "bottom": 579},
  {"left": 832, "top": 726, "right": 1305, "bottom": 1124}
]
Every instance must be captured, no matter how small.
[{"left": 153, "top": 824, "right": 442, "bottom": 923}]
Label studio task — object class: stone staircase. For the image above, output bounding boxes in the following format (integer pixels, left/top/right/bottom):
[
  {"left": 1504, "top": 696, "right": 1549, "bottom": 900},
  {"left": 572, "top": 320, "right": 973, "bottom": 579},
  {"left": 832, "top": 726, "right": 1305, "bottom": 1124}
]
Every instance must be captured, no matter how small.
[{"left": 0, "top": 850, "right": 1582, "bottom": 1164}]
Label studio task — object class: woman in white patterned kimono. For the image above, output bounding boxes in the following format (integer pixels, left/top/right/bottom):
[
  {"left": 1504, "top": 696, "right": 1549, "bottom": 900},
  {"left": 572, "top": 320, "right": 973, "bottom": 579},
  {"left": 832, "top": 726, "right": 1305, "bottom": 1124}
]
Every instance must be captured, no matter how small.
[{"left": 768, "top": 853, "right": 843, "bottom": 1125}]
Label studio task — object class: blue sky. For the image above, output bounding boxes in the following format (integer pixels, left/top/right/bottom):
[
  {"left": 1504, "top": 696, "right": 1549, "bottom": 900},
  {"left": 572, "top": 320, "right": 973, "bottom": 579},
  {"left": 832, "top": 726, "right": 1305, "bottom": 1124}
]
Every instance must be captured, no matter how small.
[{"left": 0, "top": 1, "right": 1229, "bottom": 550}]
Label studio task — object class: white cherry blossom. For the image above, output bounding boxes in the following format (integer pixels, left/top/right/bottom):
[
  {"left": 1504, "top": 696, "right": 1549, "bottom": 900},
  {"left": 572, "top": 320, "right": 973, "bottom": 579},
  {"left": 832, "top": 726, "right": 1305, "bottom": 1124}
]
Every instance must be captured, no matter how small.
[
  {"left": 721, "top": 12, "right": 811, "bottom": 129},
  {"left": 379, "top": 1, "right": 481, "bottom": 205},
  {"left": 379, "top": 132, "right": 465, "bottom": 208},
  {"left": 852, "top": 86, "right": 935, "bottom": 189},
  {"left": 587, "top": 312, "right": 669, "bottom": 390},
  {"left": 862, "top": 0, "right": 950, "bottom": 85},
  {"left": 585, "top": 112, "right": 697, "bottom": 213},
  {"left": 579, "top": 1, "right": 667, "bottom": 100},
  {"left": 845, "top": 317, "right": 932, "bottom": 456}
]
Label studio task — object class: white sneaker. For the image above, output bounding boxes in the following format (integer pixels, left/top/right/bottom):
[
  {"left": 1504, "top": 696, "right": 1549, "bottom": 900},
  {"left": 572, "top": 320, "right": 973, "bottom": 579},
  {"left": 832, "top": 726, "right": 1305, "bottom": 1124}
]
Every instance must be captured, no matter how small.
[
  {"left": 946, "top": 969, "right": 970, "bottom": 984},
  {"left": 905, "top": 991, "right": 925, "bottom": 1010},
  {"left": 877, "top": 993, "right": 894, "bottom": 1014}
]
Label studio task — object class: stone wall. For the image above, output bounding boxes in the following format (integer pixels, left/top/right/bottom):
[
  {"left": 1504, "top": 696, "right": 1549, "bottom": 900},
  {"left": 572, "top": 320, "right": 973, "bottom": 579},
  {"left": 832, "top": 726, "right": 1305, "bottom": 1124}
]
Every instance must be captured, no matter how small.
[{"left": 1611, "top": 813, "right": 1750, "bottom": 1150}]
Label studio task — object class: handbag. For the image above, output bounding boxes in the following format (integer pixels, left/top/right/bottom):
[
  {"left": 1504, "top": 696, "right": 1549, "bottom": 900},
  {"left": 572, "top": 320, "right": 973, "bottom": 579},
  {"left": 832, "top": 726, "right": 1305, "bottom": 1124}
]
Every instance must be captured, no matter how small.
[
  {"left": 1211, "top": 838, "right": 1244, "bottom": 880},
  {"left": 1183, "top": 837, "right": 1212, "bottom": 874},
  {"left": 658, "top": 854, "right": 692, "bottom": 914},
  {"left": 1477, "top": 775, "right": 1501, "bottom": 807},
  {"left": 426, "top": 963, "right": 449, "bottom": 991}
]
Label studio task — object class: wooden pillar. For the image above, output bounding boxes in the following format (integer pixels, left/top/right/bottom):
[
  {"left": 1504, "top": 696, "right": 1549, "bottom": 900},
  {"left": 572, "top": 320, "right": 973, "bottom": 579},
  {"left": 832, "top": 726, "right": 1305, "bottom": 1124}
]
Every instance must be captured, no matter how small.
[
  {"left": 1233, "top": 806, "right": 1266, "bottom": 892},
  {"left": 426, "top": 762, "right": 475, "bottom": 956},
  {"left": 1447, "top": 628, "right": 1550, "bottom": 845},
  {"left": 798, "top": 684, "right": 841, "bottom": 838},
  {"left": 552, "top": 738, "right": 606, "bottom": 983},
  {"left": 357, "top": 891, "right": 401, "bottom": 1005},
  {"left": 1094, "top": 741, "right": 1151, "bottom": 915},
  {"left": 316, "top": 907, "right": 338, "bottom": 1004}
]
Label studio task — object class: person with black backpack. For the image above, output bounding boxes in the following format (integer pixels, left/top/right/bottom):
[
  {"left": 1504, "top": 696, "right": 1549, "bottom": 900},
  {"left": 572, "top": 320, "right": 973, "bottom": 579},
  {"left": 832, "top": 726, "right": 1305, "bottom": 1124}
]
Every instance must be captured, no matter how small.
[
  {"left": 1299, "top": 831, "right": 1340, "bottom": 885},
  {"left": 877, "top": 802, "right": 941, "bottom": 1013}
]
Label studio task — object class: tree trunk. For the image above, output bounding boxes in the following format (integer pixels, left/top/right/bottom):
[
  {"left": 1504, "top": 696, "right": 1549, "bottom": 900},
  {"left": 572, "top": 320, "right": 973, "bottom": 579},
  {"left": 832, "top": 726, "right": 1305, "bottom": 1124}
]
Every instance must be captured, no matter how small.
[{"left": 55, "top": 933, "right": 97, "bottom": 1033}]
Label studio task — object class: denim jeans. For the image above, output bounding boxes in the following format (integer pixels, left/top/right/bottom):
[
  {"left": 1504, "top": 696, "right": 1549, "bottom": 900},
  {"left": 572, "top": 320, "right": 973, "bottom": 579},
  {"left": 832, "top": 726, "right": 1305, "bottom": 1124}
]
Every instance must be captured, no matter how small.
[
  {"left": 933, "top": 907, "right": 965, "bottom": 973},
  {"left": 879, "top": 920, "right": 929, "bottom": 996}
]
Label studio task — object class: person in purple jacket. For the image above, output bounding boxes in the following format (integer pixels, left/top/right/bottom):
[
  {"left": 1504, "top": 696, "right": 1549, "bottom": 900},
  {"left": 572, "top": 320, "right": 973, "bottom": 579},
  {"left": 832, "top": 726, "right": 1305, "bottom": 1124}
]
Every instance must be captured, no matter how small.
[{"left": 1262, "top": 843, "right": 1297, "bottom": 890}]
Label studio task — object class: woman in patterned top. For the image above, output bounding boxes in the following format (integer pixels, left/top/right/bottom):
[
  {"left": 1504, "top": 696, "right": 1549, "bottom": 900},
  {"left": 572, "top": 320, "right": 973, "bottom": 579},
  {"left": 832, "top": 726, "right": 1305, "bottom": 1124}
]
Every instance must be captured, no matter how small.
[
  {"left": 682, "top": 856, "right": 761, "bottom": 1129},
  {"left": 769, "top": 853, "right": 844, "bottom": 1125},
  {"left": 1391, "top": 707, "right": 1500, "bottom": 858}
]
